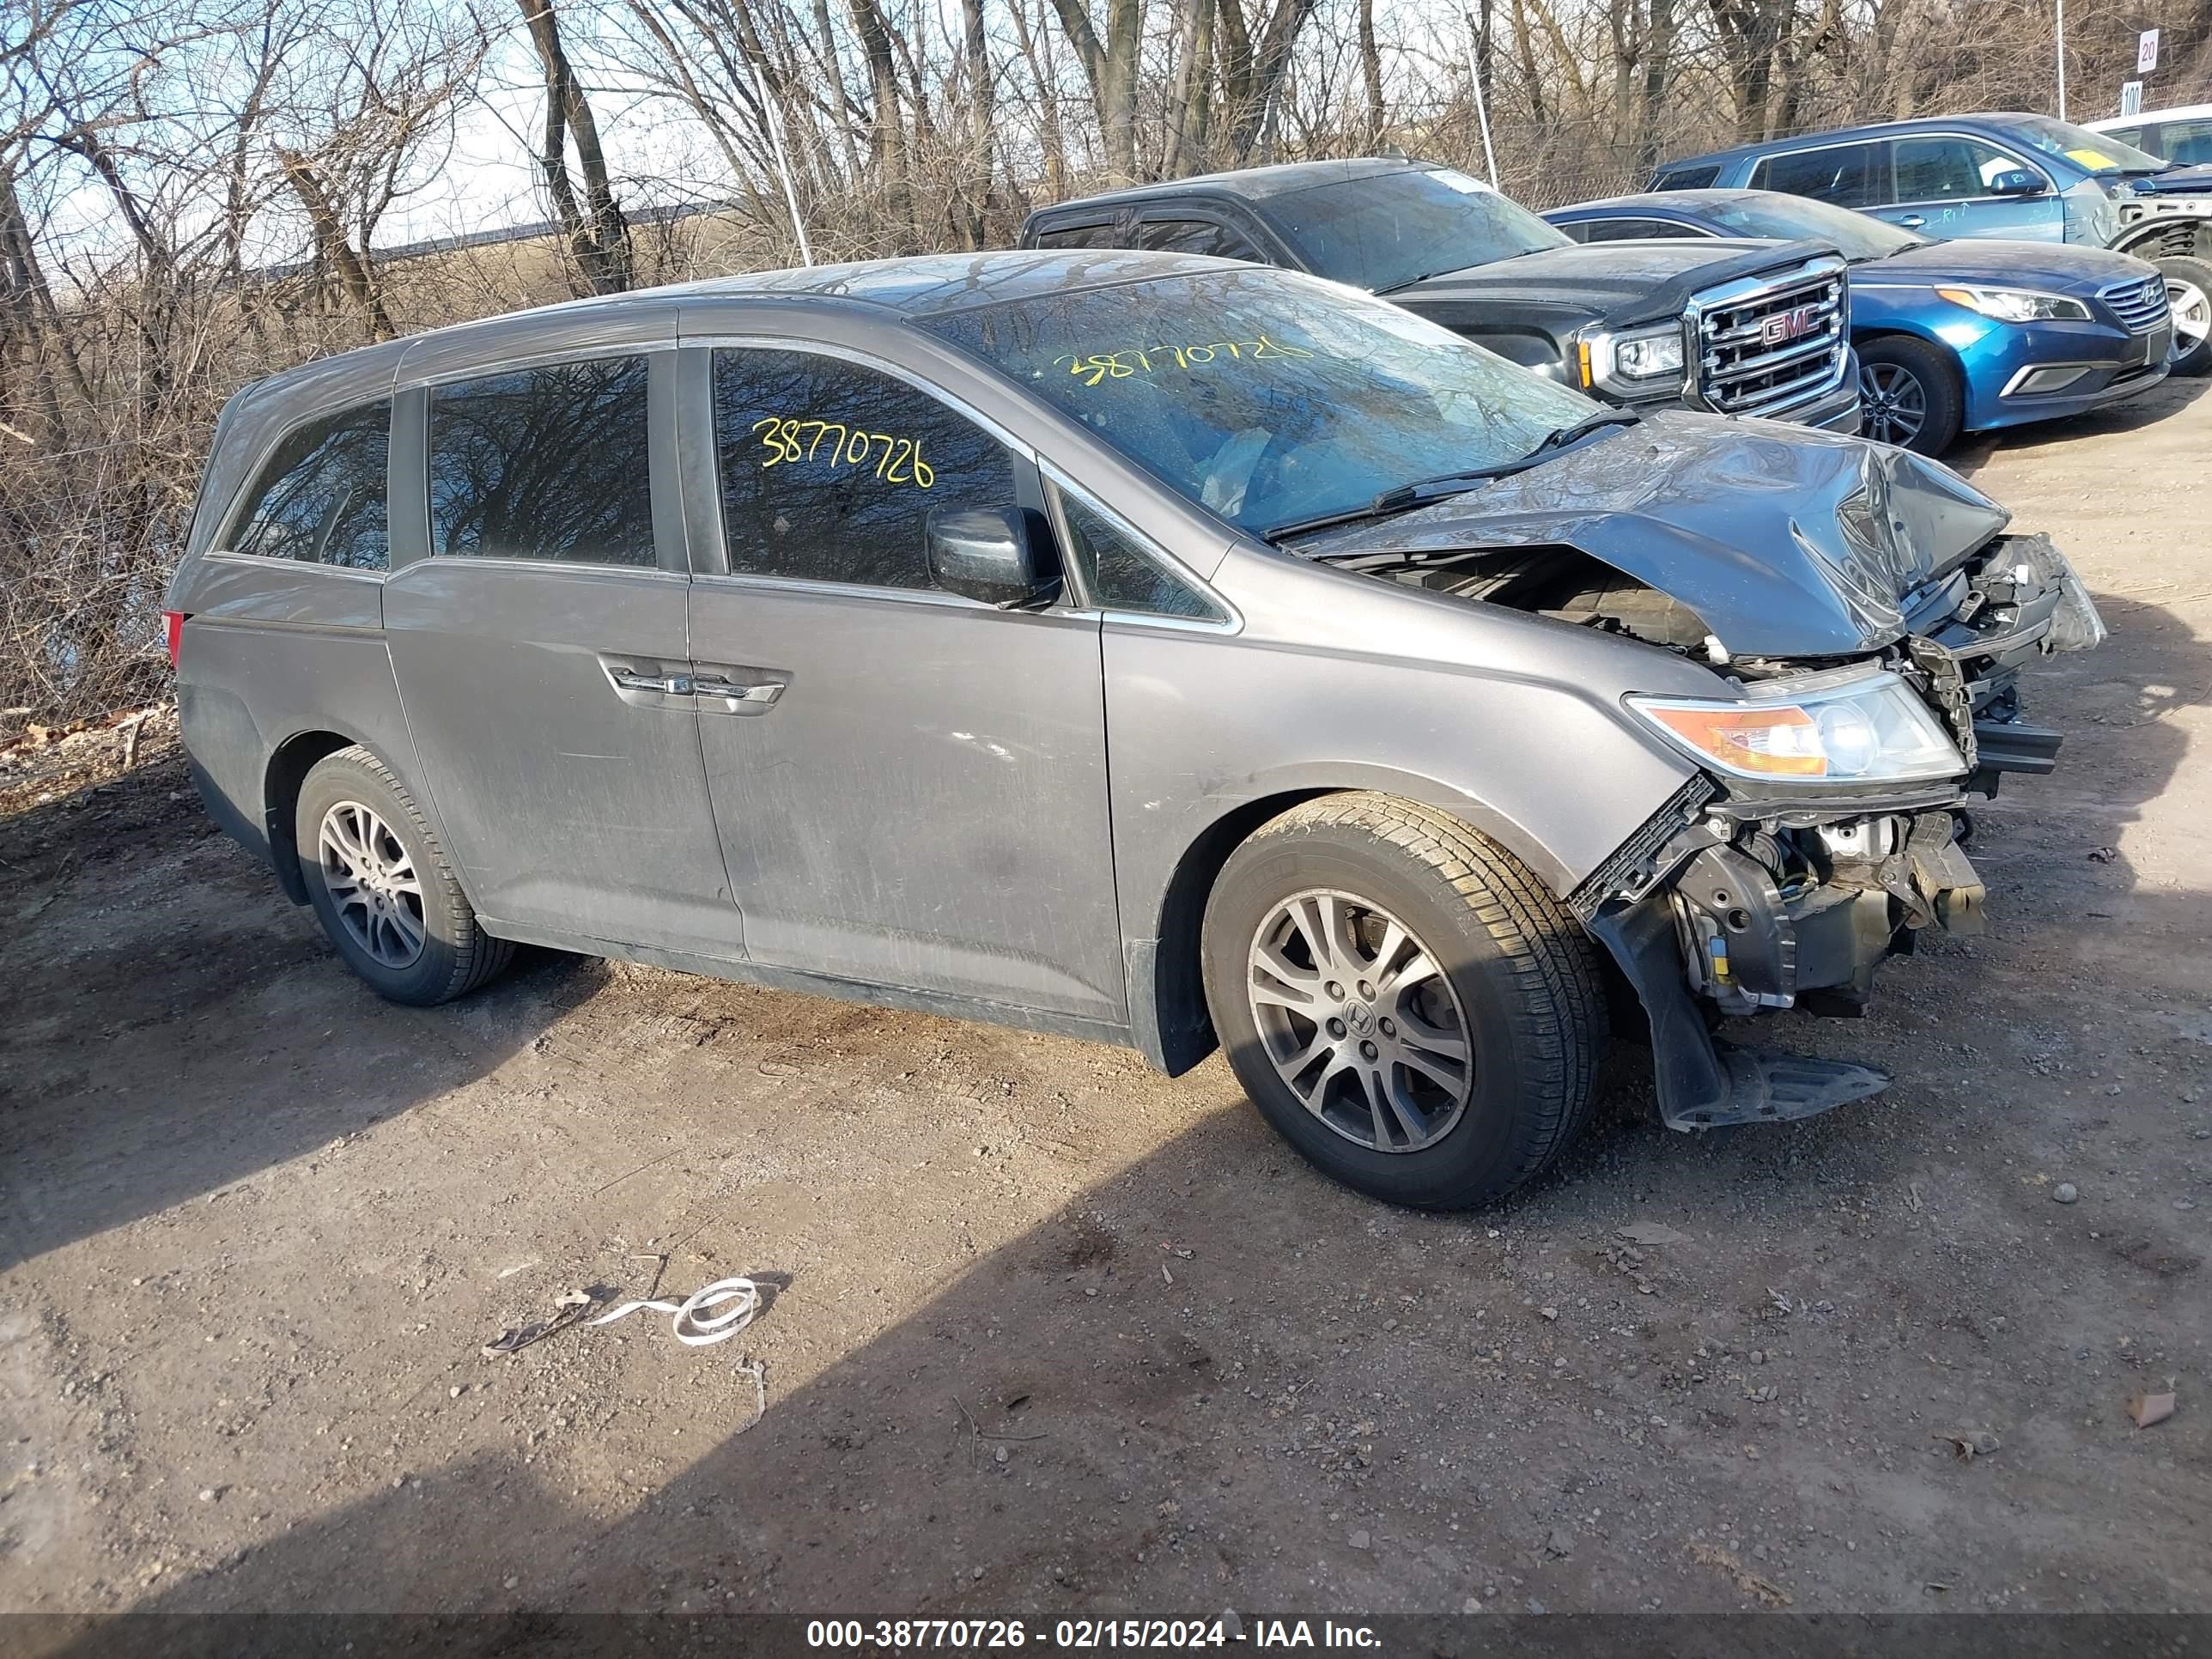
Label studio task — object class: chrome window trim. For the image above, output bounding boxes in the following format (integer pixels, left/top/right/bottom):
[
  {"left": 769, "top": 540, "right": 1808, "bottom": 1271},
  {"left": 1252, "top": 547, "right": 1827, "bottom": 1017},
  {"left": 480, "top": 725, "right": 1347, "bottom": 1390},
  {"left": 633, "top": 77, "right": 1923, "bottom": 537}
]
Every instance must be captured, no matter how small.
[
  {"left": 394, "top": 337, "right": 678, "bottom": 395},
  {"left": 200, "top": 549, "right": 391, "bottom": 583},
  {"left": 384, "top": 554, "right": 689, "bottom": 582},
  {"left": 688, "top": 568, "right": 1056, "bottom": 614},
  {"left": 1099, "top": 606, "right": 1243, "bottom": 636},
  {"left": 1040, "top": 462, "right": 1242, "bottom": 635},
  {"left": 1583, "top": 216, "right": 1720, "bottom": 240},
  {"left": 1748, "top": 129, "right": 2055, "bottom": 204}
]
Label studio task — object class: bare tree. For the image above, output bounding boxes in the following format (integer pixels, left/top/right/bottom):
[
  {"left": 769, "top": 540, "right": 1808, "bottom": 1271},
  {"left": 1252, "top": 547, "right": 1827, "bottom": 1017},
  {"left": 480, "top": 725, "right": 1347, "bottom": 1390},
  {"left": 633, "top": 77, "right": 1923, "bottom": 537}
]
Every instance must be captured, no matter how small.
[
  {"left": 845, "top": 0, "right": 916, "bottom": 242},
  {"left": 1357, "top": 0, "right": 1385, "bottom": 145},
  {"left": 1162, "top": 0, "right": 1213, "bottom": 173},
  {"left": 1046, "top": 0, "right": 1142, "bottom": 184},
  {"left": 520, "top": 0, "right": 635, "bottom": 293},
  {"left": 952, "top": 0, "right": 995, "bottom": 246}
]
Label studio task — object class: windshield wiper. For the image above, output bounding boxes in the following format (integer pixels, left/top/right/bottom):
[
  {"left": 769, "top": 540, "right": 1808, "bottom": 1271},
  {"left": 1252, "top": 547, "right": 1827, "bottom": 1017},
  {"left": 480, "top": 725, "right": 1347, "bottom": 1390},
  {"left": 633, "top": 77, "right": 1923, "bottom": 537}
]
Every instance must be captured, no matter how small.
[
  {"left": 1377, "top": 265, "right": 1480, "bottom": 294},
  {"left": 1377, "top": 246, "right": 1547, "bottom": 295},
  {"left": 1265, "top": 410, "right": 1641, "bottom": 544},
  {"left": 1517, "top": 408, "right": 1643, "bottom": 460}
]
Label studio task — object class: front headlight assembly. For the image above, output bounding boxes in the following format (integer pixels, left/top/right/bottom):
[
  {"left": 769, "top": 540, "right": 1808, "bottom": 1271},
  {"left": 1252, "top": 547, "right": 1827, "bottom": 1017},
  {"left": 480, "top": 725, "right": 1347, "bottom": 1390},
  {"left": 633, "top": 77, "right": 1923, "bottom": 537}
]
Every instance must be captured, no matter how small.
[
  {"left": 1934, "top": 285, "right": 2091, "bottom": 324},
  {"left": 1579, "top": 323, "right": 1687, "bottom": 396},
  {"left": 1627, "top": 665, "right": 1965, "bottom": 784}
]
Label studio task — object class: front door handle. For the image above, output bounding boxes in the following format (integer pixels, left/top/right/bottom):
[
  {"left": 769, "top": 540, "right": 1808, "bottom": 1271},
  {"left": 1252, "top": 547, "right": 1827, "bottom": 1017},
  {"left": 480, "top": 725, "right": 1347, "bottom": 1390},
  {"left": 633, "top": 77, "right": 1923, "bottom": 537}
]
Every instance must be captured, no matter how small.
[
  {"left": 694, "top": 675, "right": 785, "bottom": 711},
  {"left": 609, "top": 666, "right": 694, "bottom": 696}
]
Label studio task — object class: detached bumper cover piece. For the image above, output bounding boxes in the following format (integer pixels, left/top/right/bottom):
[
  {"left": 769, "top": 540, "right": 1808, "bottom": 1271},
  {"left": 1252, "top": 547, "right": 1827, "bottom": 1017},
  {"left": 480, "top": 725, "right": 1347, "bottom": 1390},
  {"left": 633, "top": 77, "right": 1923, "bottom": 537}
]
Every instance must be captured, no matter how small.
[
  {"left": 1587, "top": 873, "right": 1897, "bottom": 1133},
  {"left": 1583, "top": 792, "right": 2001, "bottom": 1130}
]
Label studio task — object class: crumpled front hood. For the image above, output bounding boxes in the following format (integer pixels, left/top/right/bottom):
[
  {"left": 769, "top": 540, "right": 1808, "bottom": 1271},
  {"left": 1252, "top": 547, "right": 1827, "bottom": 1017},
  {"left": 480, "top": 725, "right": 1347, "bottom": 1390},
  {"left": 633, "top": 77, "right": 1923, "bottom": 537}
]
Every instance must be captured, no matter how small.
[
  {"left": 1294, "top": 412, "right": 2011, "bottom": 658},
  {"left": 2124, "top": 164, "right": 2212, "bottom": 196}
]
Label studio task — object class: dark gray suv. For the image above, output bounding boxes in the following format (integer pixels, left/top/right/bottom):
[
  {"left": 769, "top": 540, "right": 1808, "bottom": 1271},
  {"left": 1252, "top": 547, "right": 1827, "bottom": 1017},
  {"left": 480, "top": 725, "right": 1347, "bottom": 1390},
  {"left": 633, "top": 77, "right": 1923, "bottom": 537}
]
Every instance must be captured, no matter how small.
[{"left": 167, "top": 252, "right": 2103, "bottom": 1207}]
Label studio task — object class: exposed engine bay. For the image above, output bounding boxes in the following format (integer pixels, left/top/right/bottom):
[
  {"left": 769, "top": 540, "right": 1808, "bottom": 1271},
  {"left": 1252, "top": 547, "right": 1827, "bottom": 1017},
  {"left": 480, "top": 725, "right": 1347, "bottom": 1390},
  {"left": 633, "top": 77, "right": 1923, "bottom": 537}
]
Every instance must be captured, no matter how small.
[{"left": 1358, "top": 526, "right": 2101, "bottom": 795}]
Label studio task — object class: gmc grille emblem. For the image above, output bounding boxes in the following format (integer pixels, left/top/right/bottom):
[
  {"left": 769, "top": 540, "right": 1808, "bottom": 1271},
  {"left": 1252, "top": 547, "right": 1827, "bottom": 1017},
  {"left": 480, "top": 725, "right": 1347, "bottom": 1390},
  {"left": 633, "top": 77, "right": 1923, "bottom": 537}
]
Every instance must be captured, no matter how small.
[{"left": 1759, "top": 305, "right": 1820, "bottom": 346}]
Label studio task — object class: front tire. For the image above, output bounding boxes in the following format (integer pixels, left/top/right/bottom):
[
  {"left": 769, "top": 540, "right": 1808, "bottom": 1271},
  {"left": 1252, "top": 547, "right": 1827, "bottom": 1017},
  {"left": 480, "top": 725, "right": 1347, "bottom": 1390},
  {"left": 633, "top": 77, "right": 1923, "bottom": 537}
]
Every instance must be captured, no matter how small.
[
  {"left": 1200, "top": 794, "right": 1605, "bottom": 1209},
  {"left": 2157, "top": 256, "right": 2212, "bottom": 376},
  {"left": 1856, "top": 336, "right": 1963, "bottom": 455},
  {"left": 295, "top": 745, "right": 513, "bottom": 1006}
]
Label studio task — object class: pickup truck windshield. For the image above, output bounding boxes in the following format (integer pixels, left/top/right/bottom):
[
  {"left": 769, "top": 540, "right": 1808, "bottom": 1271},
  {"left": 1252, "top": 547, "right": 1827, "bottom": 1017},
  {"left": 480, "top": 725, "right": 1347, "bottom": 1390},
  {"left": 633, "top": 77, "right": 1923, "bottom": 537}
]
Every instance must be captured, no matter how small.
[
  {"left": 1265, "top": 167, "right": 1571, "bottom": 294},
  {"left": 2001, "top": 115, "right": 2170, "bottom": 177},
  {"left": 926, "top": 265, "right": 1599, "bottom": 536},
  {"left": 1686, "top": 195, "right": 1923, "bottom": 261}
]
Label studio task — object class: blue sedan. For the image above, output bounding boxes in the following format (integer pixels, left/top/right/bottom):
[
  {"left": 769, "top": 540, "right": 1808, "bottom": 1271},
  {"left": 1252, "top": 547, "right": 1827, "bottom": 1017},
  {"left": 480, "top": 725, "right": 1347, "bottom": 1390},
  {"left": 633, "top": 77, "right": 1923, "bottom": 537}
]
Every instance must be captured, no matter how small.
[{"left": 1545, "top": 189, "right": 2172, "bottom": 454}]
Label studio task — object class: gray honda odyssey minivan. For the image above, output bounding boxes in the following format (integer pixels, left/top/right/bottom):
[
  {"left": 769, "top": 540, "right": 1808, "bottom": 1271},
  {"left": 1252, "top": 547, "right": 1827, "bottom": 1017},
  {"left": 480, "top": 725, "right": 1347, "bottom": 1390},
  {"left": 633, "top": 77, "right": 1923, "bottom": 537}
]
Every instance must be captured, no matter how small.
[{"left": 168, "top": 251, "right": 2103, "bottom": 1206}]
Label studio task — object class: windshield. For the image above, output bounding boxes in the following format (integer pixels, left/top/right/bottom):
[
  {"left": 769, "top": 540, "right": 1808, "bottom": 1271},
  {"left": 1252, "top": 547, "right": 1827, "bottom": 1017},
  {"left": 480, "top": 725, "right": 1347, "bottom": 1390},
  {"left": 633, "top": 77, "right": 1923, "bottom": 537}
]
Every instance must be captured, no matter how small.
[
  {"left": 1688, "top": 194, "right": 1924, "bottom": 260},
  {"left": 1266, "top": 167, "right": 1571, "bottom": 293},
  {"left": 2002, "top": 114, "right": 2170, "bottom": 176},
  {"left": 924, "top": 266, "right": 1600, "bottom": 537}
]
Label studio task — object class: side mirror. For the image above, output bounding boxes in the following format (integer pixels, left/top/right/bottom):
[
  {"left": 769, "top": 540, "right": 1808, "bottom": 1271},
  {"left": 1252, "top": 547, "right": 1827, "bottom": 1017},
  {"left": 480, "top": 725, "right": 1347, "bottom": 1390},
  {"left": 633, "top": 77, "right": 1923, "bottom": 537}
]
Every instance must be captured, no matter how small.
[
  {"left": 1989, "top": 169, "right": 2044, "bottom": 198},
  {"left": 926, "top": 506, "right": 1059, "bottom": 609}
]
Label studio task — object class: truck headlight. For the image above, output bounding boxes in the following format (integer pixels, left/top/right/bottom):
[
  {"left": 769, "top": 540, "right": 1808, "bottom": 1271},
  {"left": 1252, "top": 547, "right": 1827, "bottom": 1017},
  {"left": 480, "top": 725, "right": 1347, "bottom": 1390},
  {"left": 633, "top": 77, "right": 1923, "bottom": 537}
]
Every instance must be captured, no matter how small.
[
  {"left": 1934, "top": 286, "right": 2090, "bottom": 323},
  {"left": 1580, "top": 324, "right": 1686, "bottom": 395},
  {"left": 1627, "top": 665, "right": 1965, "bottom": 783}
]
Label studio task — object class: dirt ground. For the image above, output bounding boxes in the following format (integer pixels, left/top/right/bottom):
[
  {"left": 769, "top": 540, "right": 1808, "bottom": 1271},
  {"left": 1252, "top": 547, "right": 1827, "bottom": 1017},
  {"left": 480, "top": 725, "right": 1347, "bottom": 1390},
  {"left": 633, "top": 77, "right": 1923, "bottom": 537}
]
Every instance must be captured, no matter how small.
[{"left": 3, "top": 379, "right": 2209, "bottom": 1633}]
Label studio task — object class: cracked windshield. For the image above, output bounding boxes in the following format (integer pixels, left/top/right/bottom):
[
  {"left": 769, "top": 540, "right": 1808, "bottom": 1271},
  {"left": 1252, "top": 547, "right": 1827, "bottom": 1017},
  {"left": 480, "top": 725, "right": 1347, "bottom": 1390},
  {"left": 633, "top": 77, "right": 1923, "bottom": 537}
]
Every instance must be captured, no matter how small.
[{"left": 927, "top": 267, "right": 1597, "bottom": 535}]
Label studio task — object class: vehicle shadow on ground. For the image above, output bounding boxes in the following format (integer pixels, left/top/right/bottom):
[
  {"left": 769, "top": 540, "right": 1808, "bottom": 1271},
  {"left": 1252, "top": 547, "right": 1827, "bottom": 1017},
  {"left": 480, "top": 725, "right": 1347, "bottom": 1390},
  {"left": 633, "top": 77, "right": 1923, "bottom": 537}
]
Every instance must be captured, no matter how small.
[
  {"left": 1948, "top": 371, "right": 2209, "bottom": 479},
  {"left": 73, "top": 587, "right": 2210, "bottom": 1629},
  {"left": 0, "top": 758, "right": 612, "bottom": 1269}
]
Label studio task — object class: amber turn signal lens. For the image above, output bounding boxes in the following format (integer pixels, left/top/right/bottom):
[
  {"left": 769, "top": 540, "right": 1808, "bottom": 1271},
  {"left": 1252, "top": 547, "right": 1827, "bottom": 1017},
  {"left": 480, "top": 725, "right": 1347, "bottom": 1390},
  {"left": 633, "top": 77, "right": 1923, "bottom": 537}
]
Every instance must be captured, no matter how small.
[{"left": 1642, "top": 703, "right": 1826, "bottom": 777}]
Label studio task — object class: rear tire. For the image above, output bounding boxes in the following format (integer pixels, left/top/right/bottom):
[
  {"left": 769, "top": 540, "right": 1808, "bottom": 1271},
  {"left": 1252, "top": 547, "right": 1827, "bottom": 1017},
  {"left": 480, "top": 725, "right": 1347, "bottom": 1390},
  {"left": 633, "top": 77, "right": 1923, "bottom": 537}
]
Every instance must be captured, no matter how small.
[
  {"left": 295, "top": 745, "right": 513, "bottom": 1006},
  {"left": 1856, "top": 335, "right": 1963, "bottom": 455},
  {"left": 2156, "top": 256, "right": 2212, "bottom": 376},
  {"left": 1200, "top": 793, "right": 1605, "bottom": 1209}
]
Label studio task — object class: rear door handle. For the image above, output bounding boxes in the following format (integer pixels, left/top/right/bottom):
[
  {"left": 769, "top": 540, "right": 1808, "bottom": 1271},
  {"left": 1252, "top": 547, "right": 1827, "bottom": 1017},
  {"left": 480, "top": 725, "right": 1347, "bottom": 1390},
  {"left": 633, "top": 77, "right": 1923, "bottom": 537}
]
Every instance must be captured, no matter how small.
[
  {"left": 608, "top": 666, "right": 694, "bottom": 696},
  {"left": 694, "top": 675, "right": 785, "bottom": 712},
  {"left": 1898, "top": 215, "right": 1925, "bottom": 228}
]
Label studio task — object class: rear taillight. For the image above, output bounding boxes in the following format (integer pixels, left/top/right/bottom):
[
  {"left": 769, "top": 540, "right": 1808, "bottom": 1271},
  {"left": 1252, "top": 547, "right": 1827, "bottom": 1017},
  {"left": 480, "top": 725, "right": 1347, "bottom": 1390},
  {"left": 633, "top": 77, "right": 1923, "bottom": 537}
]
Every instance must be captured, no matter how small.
[{"left": 163, "top": 610, "right": 186, "bottom": 667}]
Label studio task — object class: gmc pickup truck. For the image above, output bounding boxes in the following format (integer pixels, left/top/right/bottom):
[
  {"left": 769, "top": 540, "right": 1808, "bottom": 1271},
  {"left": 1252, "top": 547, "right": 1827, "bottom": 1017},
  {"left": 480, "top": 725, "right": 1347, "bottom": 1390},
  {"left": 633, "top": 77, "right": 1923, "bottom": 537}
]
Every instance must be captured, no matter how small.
[{"left": 1018, "top": 156, "right": 1864, "bottom": 432}]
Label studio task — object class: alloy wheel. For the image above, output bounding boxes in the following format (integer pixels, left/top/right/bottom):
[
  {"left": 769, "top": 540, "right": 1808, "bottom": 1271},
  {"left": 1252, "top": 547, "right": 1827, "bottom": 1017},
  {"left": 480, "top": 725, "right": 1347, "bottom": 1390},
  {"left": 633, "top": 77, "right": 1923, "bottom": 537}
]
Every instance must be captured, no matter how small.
[
  {"left": 1859, "top": 361, "right": 1927, "bottom": 446},
  {"left": 318, "top": 799, "right": 428, "bottom": 969},
  {"left": 1246, "top": 890, "right": 1474, "bottom": 1153},
  {"left": 2169, "top": 277, "right": 2211, "bottom": 356}
]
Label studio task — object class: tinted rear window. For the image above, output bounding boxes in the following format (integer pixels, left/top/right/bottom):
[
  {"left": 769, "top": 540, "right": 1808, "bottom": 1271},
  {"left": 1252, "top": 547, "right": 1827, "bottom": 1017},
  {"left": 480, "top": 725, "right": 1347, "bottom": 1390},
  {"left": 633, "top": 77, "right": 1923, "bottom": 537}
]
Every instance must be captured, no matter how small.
[
  {"left": 1132, "top": 218, "right": 1264, "bottom": 261},
  {"left": 1266, "top": 167, "right": 1568, "bottom": 292},
  {"left": 1753, "top": 142, "right": 1888, "bottom": 208},
  {"left": 1582, "top": 216, "right": 1707, "bottom": 241},
  {"left": 1032, "top": 220, "right": 1121, "bottom": 250},
  {"left": 227, "top": 399, "right": 390, "bottom": 571},
  {"left": 428, "top": 357, "right": 656, "bottom": 567}
]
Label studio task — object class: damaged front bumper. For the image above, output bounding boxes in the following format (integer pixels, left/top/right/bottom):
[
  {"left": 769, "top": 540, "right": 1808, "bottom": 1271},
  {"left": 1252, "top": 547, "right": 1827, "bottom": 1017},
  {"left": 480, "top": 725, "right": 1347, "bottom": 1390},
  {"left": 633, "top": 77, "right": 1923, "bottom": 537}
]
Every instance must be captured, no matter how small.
[{"left": 1577, "top": 532, "right": 2105, "bottom": 1131}]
